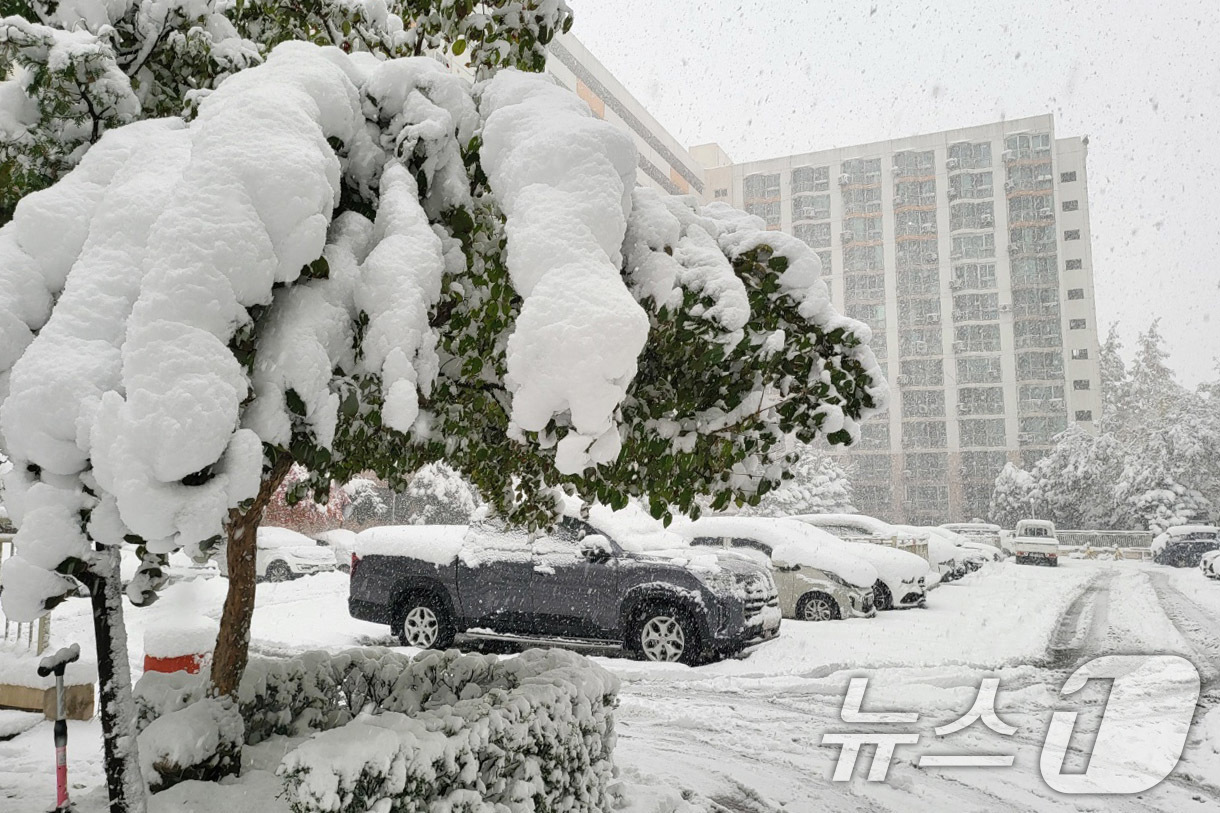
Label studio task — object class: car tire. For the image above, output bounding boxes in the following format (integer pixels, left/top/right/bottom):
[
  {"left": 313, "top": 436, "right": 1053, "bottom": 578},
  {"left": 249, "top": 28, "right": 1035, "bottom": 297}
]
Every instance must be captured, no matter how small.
[
  {"left": 265, "top": 560, "right": 292, "bottom": 582},
  {"left": 395, "top": 593, "right": 455, "bottom": 650},
  {"left": 796, "top": 592, "right": 841, "bottom": 622},
  {"left": 872, "top": 581, "right": 893, "bottom": 612},
  {"left": 630, "top": 603, "right": 703, "bottom": 666}
]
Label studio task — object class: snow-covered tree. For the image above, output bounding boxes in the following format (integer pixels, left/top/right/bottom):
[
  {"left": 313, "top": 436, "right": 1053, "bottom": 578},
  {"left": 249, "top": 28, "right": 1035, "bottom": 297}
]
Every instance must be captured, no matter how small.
[
  {"left": 342, "top": 475, "right": 391, "bottom": 528},
  {"left": 1098, "top": 322, "right": 1133, "bottom": 435},
  {"left": 263, "top": 464, "right": 347, "bottom": 534},
  {"left": 0, "top": 0, "right": 572, "bottom": 222},
  {"left": 401, "top": 460, "right": 482, "bottom": 524},
  {"left": 738, "top": 441, "right": 854, "bottom": 516},
  {"left": 989, "top": 461, "right": 1039, "bottom": 528},
  {"left": 0, "top": 38, "right": 885, "bottom": 813}
]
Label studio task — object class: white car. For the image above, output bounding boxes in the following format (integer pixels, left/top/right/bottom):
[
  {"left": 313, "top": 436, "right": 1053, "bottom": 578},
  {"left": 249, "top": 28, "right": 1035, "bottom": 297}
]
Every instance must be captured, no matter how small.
[
  {"left": 1012, "top": 519, "right": 1061, "bottom": 566},
  {"left": 675, "top": 516, "right": 879, "bottom": 621},
  {"left": 940, "top": 522, "right": 1003, "bottom": 551},
  {"left": 1201, "top": 550, "right": 1220, "bottom": 580},
  {"left": 217, "top": 526, "right": 337, "bottom": 581},
  {"left": 313, "top": 528, "right": 358, "bottom": 572},
  {"left": 893, "top": 524, "right": 966, "bottom": 581},
  {"left": 922, "top": 526, "right": 1000, "bottom": 565},
  {"left": 787, "top": 516, "right": 932, "bottom": 609}
]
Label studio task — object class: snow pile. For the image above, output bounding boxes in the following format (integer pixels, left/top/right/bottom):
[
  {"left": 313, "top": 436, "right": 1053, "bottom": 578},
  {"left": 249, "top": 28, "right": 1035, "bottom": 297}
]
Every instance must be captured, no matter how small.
[
  {"left": 144, "top": 618, "right": 218, "bottom": 660},
  {"left": 0, "top": 642, "right": 98, "bottom": 689},
  {"left": 279, "top": 648, "right": 619, "bottom": 813},
  {"left": 354, "top": 524, "right": 467, "bottom": 565},
  {"left": 137, "top": 695, "right": 243, "bottom": 792},
  {"left": 479, "top": 69, "right": 648, "bottom": 475}
]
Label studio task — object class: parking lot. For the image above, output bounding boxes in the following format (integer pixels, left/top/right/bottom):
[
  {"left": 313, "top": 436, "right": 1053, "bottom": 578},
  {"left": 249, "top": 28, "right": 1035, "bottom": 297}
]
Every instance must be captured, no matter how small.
[{"left": 4, "top": 554, "right": 1220, "bottom": 811}]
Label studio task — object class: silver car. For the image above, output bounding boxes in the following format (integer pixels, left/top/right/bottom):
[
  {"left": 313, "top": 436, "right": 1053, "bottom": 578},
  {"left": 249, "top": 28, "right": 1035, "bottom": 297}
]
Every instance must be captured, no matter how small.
[{"left": 677, "top": 517, "right": 878, "bottom": 621}]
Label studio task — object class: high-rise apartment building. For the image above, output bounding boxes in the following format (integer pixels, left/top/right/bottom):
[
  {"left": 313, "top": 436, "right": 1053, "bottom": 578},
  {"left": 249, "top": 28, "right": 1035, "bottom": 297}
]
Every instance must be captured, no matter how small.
[
  {"left": 540, "top": 40, "right": 1103, "bottom": 523},
  {"left": 693, "top": 117, "right": 1103, "bottom": 522}
]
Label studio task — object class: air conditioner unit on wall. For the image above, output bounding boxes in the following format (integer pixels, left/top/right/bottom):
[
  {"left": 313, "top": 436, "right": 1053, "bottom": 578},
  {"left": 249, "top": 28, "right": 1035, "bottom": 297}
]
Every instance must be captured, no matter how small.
[{"left": 839, "top": 173, "right": 852, "bottom": 185}]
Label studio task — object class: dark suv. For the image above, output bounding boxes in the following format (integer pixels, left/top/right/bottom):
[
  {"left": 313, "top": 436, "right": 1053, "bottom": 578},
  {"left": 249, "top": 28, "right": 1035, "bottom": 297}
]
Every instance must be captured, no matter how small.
[{"left": 348, "top": 516, "right": 780, "bottom": 665}]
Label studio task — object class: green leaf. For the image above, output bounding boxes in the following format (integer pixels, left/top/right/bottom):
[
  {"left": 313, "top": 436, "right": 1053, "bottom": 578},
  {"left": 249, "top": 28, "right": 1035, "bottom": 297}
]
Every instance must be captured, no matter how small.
[{"left": 452, "top": 38, "right": 467, "bottom": 56}]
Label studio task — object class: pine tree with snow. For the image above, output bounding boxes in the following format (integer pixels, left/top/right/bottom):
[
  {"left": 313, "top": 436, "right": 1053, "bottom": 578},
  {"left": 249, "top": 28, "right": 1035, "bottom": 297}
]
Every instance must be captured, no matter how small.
[
  {"left": 0, "top": 31, "right": 885, "bottom": 813},
  {"left": 989, "top": 461, "right": 1039, "bottom": 528},
  {"left": 738, "top": 441, "right": 855, "bottom": 517},
  {"left": 1098, "top": 322, "right": 1133, "bottom": 435},
  {"left": 342, "top": 475, "right": 391, "bottom": 527}
]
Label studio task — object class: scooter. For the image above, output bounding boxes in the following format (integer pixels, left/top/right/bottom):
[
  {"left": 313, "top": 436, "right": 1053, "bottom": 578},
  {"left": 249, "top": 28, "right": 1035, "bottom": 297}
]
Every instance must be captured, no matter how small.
[{"left": 36, "top": 643, "right": 81, "bottom": 812}]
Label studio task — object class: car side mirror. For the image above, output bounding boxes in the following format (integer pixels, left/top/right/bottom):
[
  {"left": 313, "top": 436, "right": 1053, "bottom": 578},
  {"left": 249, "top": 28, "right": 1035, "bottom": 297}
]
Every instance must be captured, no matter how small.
[{"left": 581, "top": 534, "right": 613, "bottom": 563}]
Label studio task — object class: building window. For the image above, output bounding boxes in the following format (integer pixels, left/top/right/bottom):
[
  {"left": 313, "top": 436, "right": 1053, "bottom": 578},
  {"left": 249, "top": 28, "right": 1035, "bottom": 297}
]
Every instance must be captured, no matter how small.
[
  {"left": 902, "top": 420, "right": 947, "bottom": 449},
  {"left": 845, "top": 215, "right": 883, "bottom": 241},
  {"left": 898, "top": 267, "right": 940, "bottom": 297},
  {"left": 958, "top": 386, "right": 1005, "bottom": 415},
  {"left": 893, "top": 150, "right": 936, "bottom": 177},
  {"left": 899, "top": 298, "right": 942, "bottom": 328},
  {"left": 950, "top": 201, "right": 995, "bottom": 231},
  {"left": 1071, "top": 348, "right": 1089, "bottom": 360},
  {"left": 1075, "top": 410, "right": 1093, "bottom": 421},
  {"left": 1069, "top": 318, "right": 1087, "bottom": 330},
  {"left": 744, "top": 172, "right": 780, "bottom": 199},
  {"left": 794, "top": 222, "right": 832, "bottom": 248},
  {"left": 900, "top": 327, "right": 942, "bottom": 357},
  {"left": 854, "top": 453, "right": 894, "bottom": 481},
  {"left": 817, "top": 250, "right": 832, "bottom": 273},
  {"left": 951, "top": 262, "right": 997, "bottom": 291},
  {"left": 905, "top": 483, "right": 949, "bottom": 510},
  {"left": 1005, "top": 164, "right": 1054, "bottom": 193},
  {"left": 1060, "top": 171, "right": 1077, "bottom": 183},
  {"left": 1064, "top": 229, "right": 1081, "bottom": 240},
  {"left": 858, "top": 421, "right": 891, "bottom": 450},
  {"left": 1016, "top": 351, "right": 1064, "bottom": 381},
  {"left": 902, "top": 390, "right": 945, "bottom": 418},
  {"left": 841, "top": 158, "right": 882, "bottom": 185},
  {"left": 948, "top": 142, "right": 992, "bottom": 170},
  {"left": 714, "top": 188, "right": 728, "bottom": 198},
  {"left": 845, "top": 273, "right": 886, "bottom": 301},
  {"left": 847, "top": 303, "right": 886, "bottom": 330},
  {"left": 1065, "top": 259, "right": 1082, "bottom": 270},
  {"left": 899, "top": 359, "right": 944, "bottom": 387},
  {"left": 1013, "top": 318, "right": 1062, "bottom": 349},
  {"left": 1007, "top": 194, "right": 1054, "bottom": 223},
  {"left": 843, "top": 185, "right": 883, "bottom": 215},
  {"left": 895, "top": 178, "right": 937, "bottom": 207},
  {"left": 954, "top": 324, "right": 1001, "bottom": 353},
  {"left": 1011, "top": 256, "right": 1058, "bottom": 287},
  {"left": 953, "top": 293, "right": 999, "bottom": 322},
  {"left": 962, "top": 451, "right": 1009, "bottom": 481},
  {"left": 1062, "top": 200, "right": 1079, "bottom": 212},
  {"left": 957, "top": 356, "right": 1002, "bottom": 384},
  {"left": 951, "top": 233, "right": 995, "bottom": 260},
  {"left": 1073, "top": 379, "right": 1091, "bottom": 390},
  {"left": 1004, "top": 132, "right": 1051, "bottom": 160},
  {"left": 948, "top": 171, "right": 993, "bottom": 200},
  {"left": 1067, "top": 288, "right": 1085, "bottom": 300},
  {"left": 793, "top": 193, "right": 831, "bottom": 221},
  {"left": 844, "top": 244, "right": 884, "bottom": 272},
  {"left": 959, "top": 418, "right": 1006, "bottom": 447},
  {"left": 895, "top": 208, "right": 938, "bottom": 237},
  {"left": 1012, "top": 286, "right": 1060, "bottom": 318},
  {"left": 855, "top": 484, "right": 892, "bottom": 509},
  {"left": 1009, "top": 224, "right": 1056, "bottom": 253},
  {"left": 745, "top": 201, "right": 780, "bottom": 228},
  {"left": 1019, "top": 415, "right": 1068, "bottom": 444},
  {"left": 896, "top": 242, "right": 939, "bottom": 268},
  {"left": 792, "top": 166, "right": 830, "bottom": 193},
  {"left": 1019, "top": 383, "right": 1065, "bottom": 413}
]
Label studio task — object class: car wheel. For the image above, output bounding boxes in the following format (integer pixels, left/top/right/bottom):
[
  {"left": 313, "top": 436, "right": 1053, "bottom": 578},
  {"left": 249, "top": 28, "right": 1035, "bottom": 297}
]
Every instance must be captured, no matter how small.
[
  {"left": 872, "top": 581, "right": 893, "bottom": 611},
  {"left": 797, "top": 592, "right": 840, "bottom": 622},
  {"left": 265, "top": 560, "right": 292, "bottom": 582},
  {"left": 396, "top": 593, "right": 455, "bottom": 649},
  {"left": 633, "top": 605, "right": 701, "bottom": 665}
]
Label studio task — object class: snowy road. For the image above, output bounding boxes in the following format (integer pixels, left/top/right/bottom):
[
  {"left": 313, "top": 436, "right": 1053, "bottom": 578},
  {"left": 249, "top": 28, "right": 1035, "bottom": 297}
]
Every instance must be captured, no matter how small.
[{"left": 3, "top": 558, "right": 1219, "bottom": 811}]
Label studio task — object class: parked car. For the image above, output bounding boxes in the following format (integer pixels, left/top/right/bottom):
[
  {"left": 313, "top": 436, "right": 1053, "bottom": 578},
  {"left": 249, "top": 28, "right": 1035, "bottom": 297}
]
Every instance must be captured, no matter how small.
[
  {"left": 313, "top": 528, "right": 357, "bottom": 572},
  {"left": 348, "top": 504, "right": 781, "bottom": 665},
  {"left": 1012, "top": 519, "right": 1061, "bottom": 566},
  {"left": 217, "top": 526, "right": 338, "bottom": 581},
  {"left": 1152, "top": 525, "right": 1220, "bottom": 567},
  {"left": 893, "top": 524, "right": 965, "bottom": 580},
  {"left": 940, "top": 522, "right": 1003, "bottom": 551},
  {"left": 787, "top": 515, "right": 932, "bottom": 609},
  {"left": 921, "top": 526, "right": 999, "bottom": 566},
  {"left": 674, "top": 516, "right": 879, "bottom": 621},
  {"left": 1201, "top": 549, "right": 1220, "bottom": 580}
]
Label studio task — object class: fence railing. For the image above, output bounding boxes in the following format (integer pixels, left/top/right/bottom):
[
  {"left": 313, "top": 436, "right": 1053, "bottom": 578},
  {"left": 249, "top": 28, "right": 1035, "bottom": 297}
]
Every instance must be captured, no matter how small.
[
  {"left": 1056, "top": 530, "right": 1155, "bottom": 549},
  {"left": 1, "top": 533, "right": 51, "bottom": 655}
]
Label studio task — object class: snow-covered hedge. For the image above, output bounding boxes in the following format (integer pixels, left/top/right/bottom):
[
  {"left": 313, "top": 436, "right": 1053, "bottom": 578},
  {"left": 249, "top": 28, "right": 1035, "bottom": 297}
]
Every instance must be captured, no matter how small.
[
  {"left": 138, "top": 696, "right": 244, "bottom": 793},
  {"left": 134, "top": 647, "right": 619, "bottom": 807}
]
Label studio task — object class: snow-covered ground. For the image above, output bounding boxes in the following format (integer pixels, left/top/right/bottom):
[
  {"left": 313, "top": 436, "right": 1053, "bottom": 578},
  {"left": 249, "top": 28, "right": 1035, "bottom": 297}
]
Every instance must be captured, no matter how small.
[{"left": 2, "top": 557, "right": 1218, "bottom": 811}]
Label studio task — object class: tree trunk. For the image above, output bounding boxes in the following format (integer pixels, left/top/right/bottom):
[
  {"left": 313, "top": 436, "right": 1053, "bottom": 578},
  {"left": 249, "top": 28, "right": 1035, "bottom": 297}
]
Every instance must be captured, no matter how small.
[
  {"left": 88, "top": 544, "right": 148, "bottom": 813},
  {"left": 210, "top": 455, "right": 294, "bottom": 699}
]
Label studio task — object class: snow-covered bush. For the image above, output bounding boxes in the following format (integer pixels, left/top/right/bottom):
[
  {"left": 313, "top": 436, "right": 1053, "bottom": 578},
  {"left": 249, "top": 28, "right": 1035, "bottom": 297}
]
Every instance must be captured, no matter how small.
[
  {"left": 737, "top": 440, "right": 854, "bottom": 517},
  {"left": 137, "top": 696, "right": 244, "bottom": 793},
  {"left": 134, "top": 648, "right": 619, "bottom": 809},
  {"left": 401, "top": 461, "right": 483, "bottom": 525}
]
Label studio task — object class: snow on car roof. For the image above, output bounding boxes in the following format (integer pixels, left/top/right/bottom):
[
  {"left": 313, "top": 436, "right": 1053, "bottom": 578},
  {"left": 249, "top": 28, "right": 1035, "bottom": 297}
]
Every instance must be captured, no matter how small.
[
  {"left": 354, "top": 525, "right": 469, "bottom": 565},
  {"left": 258, "top": 526, "right": 321, "bottom": 549},
  {"left": 1159, "top": 524, "right": 1218, "bottom": 537},
  {"left": 673, "top": 516, "right": 878, "bottom": 588}
]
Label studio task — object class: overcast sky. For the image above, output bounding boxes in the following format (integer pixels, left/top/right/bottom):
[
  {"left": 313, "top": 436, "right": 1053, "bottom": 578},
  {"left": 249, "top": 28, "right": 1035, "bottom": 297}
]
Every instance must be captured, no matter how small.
[{"left": 567, "top": 0, "right": 1220, "bottom": 387}]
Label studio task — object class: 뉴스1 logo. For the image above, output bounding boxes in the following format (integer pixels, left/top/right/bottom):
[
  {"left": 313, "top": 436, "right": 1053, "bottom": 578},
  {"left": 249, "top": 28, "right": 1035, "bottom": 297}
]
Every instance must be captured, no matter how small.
[{"left": 822, "top": 654, "right": 1200, "bottom": 794}]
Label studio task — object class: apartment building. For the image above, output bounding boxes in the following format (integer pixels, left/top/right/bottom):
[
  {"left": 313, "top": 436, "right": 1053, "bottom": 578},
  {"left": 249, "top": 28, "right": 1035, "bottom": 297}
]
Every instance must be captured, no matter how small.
[{"left": 693, "top": 116, "right": 1104, "bottom": 523}]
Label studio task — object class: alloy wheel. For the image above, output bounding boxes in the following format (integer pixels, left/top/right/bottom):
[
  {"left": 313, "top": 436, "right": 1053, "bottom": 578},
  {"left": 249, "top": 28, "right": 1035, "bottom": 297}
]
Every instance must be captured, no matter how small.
[
  {"left": 403, "top": 606, "right": 440, "bottom": 648},
  {"left": 802, "top": 596, "right": 835, "bottom": 621},
  {"left": 640, "top": 615, "right": 686, "bottom": 662}
]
